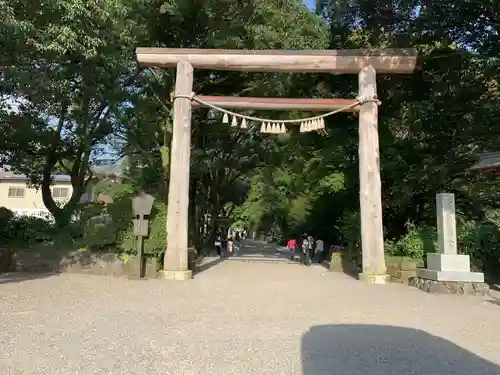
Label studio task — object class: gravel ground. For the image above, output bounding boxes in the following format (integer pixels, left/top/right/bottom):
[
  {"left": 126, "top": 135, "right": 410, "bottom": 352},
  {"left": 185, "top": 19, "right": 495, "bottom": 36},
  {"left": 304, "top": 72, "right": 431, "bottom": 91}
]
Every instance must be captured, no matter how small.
[{"left": 1, "top": 240, "right": 500, "bottom": 375}]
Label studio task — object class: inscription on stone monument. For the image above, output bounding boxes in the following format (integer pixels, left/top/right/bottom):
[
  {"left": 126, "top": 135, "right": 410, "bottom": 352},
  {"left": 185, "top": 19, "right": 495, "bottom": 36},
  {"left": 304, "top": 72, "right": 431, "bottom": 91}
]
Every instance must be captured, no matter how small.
[{"left": 436, "top": 193, "right": 457, "bottom": 255}]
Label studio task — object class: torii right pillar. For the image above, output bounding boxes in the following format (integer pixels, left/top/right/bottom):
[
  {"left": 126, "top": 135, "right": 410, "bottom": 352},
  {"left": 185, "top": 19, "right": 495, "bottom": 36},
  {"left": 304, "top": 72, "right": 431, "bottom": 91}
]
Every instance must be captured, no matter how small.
[{"left": 357, "top": 65, "right": 390, "bottom": 284}]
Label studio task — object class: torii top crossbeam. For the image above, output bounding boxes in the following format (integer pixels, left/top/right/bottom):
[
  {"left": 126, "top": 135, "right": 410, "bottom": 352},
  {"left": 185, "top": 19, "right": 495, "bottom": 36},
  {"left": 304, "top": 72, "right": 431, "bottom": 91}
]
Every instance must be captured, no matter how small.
[{"left": 136, "top": 48, "right": 418, "bottom": 73}]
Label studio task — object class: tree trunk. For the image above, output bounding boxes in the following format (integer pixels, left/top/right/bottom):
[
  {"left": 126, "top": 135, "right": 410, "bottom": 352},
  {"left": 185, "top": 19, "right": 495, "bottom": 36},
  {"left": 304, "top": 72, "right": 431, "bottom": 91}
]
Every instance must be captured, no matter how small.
[{"left": 41, "top": 171, "right": 86, "bottom": 228}]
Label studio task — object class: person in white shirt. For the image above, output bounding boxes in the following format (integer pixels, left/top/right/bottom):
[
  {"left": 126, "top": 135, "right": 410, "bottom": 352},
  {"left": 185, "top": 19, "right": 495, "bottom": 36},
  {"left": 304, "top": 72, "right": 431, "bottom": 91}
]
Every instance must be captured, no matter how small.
[{"left": 215, "top": 231, "right": 223, "bottom": 258}]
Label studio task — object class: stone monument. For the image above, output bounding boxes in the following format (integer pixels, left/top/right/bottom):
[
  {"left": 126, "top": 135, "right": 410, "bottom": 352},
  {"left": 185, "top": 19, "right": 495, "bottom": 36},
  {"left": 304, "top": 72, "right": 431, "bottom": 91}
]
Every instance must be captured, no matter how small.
[{"left": 411, "top": 193, "right": 489, "bottom": 295}]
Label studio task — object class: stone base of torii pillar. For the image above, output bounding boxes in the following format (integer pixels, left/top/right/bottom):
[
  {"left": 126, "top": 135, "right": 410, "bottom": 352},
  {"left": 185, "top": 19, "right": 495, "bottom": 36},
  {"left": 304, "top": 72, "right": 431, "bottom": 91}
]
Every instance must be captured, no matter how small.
[{"left": 412, "top": 193, "right": 489, "bottom": 296}]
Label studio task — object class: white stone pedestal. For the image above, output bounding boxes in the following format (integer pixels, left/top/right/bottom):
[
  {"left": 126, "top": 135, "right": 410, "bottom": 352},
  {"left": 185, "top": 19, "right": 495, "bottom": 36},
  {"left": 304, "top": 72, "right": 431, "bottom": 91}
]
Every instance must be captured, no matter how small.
[
  {"left": 417, "top": 268, "right": 484, "bottom": 282},
  {"left": 416, "top": 193, "right": 485, "bottom": 286},
  {"left": 417, "top": 253, "right": 484, "bottom": 282}
]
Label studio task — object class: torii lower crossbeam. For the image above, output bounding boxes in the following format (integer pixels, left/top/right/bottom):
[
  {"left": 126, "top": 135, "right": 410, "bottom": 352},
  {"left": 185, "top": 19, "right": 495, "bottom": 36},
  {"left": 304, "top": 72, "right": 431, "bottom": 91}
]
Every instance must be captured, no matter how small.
[{"left": 192, "top": 96, "right": 360, "bottom": 112}]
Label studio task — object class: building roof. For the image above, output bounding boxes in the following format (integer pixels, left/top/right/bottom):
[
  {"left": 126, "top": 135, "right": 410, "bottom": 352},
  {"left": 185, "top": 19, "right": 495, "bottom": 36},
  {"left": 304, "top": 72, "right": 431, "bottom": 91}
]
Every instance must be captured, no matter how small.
[
  {"left": 470, "top": 152, "right": 500, "bottom": 171},
  {"left": 0, "top": 170, "right": 71, "bottom": 182}
]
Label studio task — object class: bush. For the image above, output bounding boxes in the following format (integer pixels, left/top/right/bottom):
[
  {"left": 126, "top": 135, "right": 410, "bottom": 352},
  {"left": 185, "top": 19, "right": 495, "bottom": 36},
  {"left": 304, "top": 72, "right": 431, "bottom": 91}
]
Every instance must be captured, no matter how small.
[
  {"left": 76, "top": 189, "right": 135, "bottom": 250},
  {"left": 0, "top": 207, "right": 14, "bottom": 241},
  {"left": 77, "top": 202, "right": 106, "bottom": 223},
  {"left": 106, "top": 191, "right": 134, "bottom": 233},
  {"left": 379, "top": 210, "right": 500, "bottom": 275},
  {"left": 457, "top": 210, "right": 500, "bottom": 275},
  {"left": 67, "top": 203, "right": 106, "bottom": 240},
  {"left": 76, "top": 190, "right": 168, "bottom": 258},
  {"left": 0, "top": 206, "right": 14, "bottom": 225},
  {"left": 83, "top": 214, "right": 117, "bottom": 250},
  {"left": 67, "top": 221, "right": 84, "bottom": 239},
  {"left": 0, "top": 208, "right": 78, "bottom": 247},
  {"left": 10, "top": 217, "right": 57, "bottom": 244},
  {"left": 117, "top": 200, "right": 167, "bottom": 258},
  {"left": 387, "top": 221, "right": 437, "bottom": 261},
  {"left": 339, "top": 210, "right": 361, "bottom": 252}
]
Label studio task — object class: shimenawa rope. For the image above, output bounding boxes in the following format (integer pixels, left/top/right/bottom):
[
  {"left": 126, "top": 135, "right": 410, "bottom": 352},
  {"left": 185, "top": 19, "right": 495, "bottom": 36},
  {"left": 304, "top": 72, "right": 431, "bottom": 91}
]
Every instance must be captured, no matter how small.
[{"left": 171, "top": 92, "right": 380, "bottom": 125}]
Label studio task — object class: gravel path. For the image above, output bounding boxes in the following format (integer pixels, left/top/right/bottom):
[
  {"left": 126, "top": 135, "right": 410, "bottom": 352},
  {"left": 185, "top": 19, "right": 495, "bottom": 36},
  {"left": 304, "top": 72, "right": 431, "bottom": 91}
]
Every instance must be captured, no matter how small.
[{"left": 1, "top": 240, "right": 500, "bottom": 375}]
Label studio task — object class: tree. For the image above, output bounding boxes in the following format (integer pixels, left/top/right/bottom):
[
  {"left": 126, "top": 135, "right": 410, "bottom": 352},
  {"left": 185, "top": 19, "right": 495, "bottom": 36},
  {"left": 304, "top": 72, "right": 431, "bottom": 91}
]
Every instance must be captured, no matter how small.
[
  {"left": 121, "top": 0, "right": 330, "bottom": 244},
  {"left": 233, "top": 0, "right": 500, "bottom": 247},
  {"left": 0, "top": 0, "right": 148, "bottom": 227}
]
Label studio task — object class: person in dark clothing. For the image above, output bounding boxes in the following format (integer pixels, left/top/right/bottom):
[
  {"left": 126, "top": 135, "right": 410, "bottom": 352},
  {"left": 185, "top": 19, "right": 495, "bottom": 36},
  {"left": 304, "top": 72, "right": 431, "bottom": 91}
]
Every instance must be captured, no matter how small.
[
  {"left": 307, "top": 235, "right": 315, "bottom": 261},
  {"left": 315, "top": 238, "right": 324, "bottom": 263},
  {"left": 301, "top": 234, "right": 312, "bottom": 266}
]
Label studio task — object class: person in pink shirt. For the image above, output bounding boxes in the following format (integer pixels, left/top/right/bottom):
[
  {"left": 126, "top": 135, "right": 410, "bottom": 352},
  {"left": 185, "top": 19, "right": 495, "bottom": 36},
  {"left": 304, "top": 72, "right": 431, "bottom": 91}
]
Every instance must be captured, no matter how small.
[{"left": 287, "top": 238, "right": 297, "bottom": 261}]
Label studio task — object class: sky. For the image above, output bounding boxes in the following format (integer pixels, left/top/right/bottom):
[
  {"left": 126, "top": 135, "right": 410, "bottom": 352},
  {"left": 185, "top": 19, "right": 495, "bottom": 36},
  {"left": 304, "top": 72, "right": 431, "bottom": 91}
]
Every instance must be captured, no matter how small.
[{"left": 305, "top": 0, "right": 315, "bottom": 10}]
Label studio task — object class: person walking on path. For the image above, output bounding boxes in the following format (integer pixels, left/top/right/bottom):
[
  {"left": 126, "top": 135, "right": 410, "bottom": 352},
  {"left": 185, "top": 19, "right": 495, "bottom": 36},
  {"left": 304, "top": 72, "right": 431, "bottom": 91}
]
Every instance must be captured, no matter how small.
[
  {"left": 227, "top": 236, "right": 234, "bottom": 257},
  {"left": 307, "top": 235, "right": 315, "bottom": 261},
  {"left": 287, "top": 238, "right": 297, "bottom": 261},
  {"left": 221, "top": 238, "right": 228, "bottom": 258},
  {"left": 232, "top": 236, "right": 241, "bottom": 256},
  {"left": 301, "top": 234, "right": 312, "bottom": 266},
  {"left": 315, "top": 238, "right": 324, "bottom": 263},
  {"left": 215, "top": 231, "right": 223, "bottom": 258}
]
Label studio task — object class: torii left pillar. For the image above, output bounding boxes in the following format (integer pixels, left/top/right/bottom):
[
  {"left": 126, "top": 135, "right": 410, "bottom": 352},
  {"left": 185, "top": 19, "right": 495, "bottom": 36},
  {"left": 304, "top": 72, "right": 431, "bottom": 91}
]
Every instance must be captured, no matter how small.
[{"left": 160, "top": 60, "right": 193, "bottom": 280}]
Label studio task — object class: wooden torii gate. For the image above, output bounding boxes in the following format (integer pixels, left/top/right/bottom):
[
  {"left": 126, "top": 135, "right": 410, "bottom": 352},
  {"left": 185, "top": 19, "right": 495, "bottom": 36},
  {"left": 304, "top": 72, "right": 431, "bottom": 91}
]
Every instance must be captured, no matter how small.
[{"left": 135, "top": 48, "right": 418, "bottom": 283}]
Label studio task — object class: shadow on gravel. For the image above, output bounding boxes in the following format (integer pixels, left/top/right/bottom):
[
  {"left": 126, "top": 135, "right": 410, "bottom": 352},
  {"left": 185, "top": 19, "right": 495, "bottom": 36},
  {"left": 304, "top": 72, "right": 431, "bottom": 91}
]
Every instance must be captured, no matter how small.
[
  {"left": 489, "top": 283, "right": 500, "bottom": 292},
  {"left": 487, "top": 299, "right": 500, "bottom": 306},
  {"left": 0, "top": 272, "right": 58, "bottom": 285},
  {"left": 195, "top": 256, "right": 224, "bottom": 275},
  {"left": 301, "top": 324, "right": 500, "bottom": 375}
]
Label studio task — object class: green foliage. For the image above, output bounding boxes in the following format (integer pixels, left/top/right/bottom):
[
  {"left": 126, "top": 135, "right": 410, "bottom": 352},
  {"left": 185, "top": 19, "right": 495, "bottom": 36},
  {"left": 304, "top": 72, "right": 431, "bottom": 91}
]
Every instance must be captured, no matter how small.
[
  {"left": 106, "top": 189, "right": 136, "bottom": 233},
  {"left": 458, "top": 210, "right": 500, "bottom": 274},
  {"left": 316, "top": 173, "right": 346, "bottom": 195},
  {"left": 0, "top": 207, "right": 80, "bottom": 247},
  {"left": 3, "top": 0, "right": 500, "bottom": 274},
  {"left": 0, "top": 0, "right": 149, "bottom": 227},
  {"left": 144, "top": 201, "right": 168, "bottom": 256},
  {"left": 83, "top": 215, "right": 117, "bottom": 250},
  {"left": 69, "top": 202, "right": 111, "bottom": 247},
  {"left": 76, "top": 186, "right": 136, "bottom": 250},
  {"left": 339, "top": 211, "right": 361, "bottom": 252},
  {"left": 77, "top": 203, "right": 106, "bottom": 223},
  {"left": 387, "top": 222, "right": 437, "bottom": 261},
  {"left": 287, "top": 195, "right": 313, "bottom": 230},
  {"left": 9, "top": 217, "right": 55, "bottom": 244},
  {"left": 117, "top": 201, "right": 167, "bottom": 257},
  {"left": 0, "top": 207, "right": 14, "bottom": 223},
  {"left": 3, "top": 216, "right": 73, "bottom": 246},
  {"left": 0, "top": 207, "right": 14, "bottom": 241}
]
